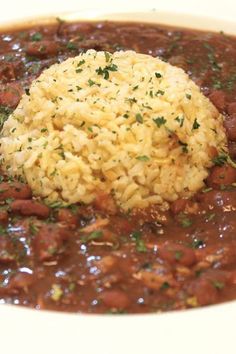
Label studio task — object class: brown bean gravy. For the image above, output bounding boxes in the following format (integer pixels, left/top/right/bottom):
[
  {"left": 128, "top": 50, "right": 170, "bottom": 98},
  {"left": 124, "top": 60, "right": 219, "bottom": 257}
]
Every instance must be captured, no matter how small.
[{"left": 0, "top": 20, "right": 236, "bottom": 313}]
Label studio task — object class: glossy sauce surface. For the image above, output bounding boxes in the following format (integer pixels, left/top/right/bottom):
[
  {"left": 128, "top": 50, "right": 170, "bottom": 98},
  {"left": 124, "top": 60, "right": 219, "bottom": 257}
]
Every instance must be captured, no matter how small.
[{"left": 0, "top": 21, "right": 236, "bottom": 313}]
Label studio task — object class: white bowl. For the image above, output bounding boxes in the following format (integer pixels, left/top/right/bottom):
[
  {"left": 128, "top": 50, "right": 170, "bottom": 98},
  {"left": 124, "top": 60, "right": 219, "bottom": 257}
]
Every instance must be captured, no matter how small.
[{"left": 1, "top": 1, "right": 236, "bottom": 353}]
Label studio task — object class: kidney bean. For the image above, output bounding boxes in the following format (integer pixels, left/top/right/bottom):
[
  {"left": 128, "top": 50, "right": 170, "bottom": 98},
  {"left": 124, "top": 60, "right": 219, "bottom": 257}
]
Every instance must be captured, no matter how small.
[
  {"left": 228, "top": 141, "right": 236, "bottom": 160},
  {"left": 208, "top": 90, "right": 226, "bottom": 111},
  {"left": 9, "top": 272, "right": 35, "bottom": 290},
  {"left": 158, "top": 243, "right": 197, "bottom": 267},
  {"left": 0, "top": 210, "right": 8, "bottom": 223},
  {"left": 10, "top": 199, "right": 50, "bottom": 219},
  {"left": 135, "top": 264, "right": 176, "bottom": 290},
  {"left": 0, "top": 181, "right": 32, "bottom": 201},
  {"left": 224, "top": 114, "right": 236, "bottom": 141},
  {"left": 99, "top": 289, "right": 130, "bottom": 310},
  {"left": 227, "top": 102, "right": 236, "bottom": 115},
  {"left": 0, "top": 237, "right": 15, "bottom": 263},
  {"left": 57, "top": 208, "right": 78, "bottom": 227},
  {"left": 0, "top": 82, "right": 23, "bottom": 108},
  {"left": 93, "top": 191, "right": 118, "bottom": 215},
  {"left": 206, "top": 164, "right": 236, "bottom": 188},
  {"left": 25, "top": 40, "right": 60, "bottom": 57},
  {"left": 187, "top": 278, "right": 219, "bottom": 306},
  {"left": 35, "top": 224, "right": 71, "bottom": 261},
  {"left": 197, "top": 190, "right": 236, "bottom": 210}
]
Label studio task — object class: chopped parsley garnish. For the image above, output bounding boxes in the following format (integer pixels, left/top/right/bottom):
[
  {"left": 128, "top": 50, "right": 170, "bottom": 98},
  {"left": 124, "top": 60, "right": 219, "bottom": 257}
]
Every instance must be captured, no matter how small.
[
  {"left": 212, "top": 154, "right": 228, "bottom": 166},
  {"left": 104, "top": 52, "right": 111, "bottom": 62},
  {"left": 81, "top": 230, "right": 103, "bottom": 243},
  {"left": 212, "top": 280, "right": 225, "bottom": 290},
  {"left": 155, "top": 72, "right": 162, "bottom": 78},
  {"left": 96, "top": 64, "right": 118, "bottom": 80},
  {"left": 160, "top": 282, "right": 170, "bottom": 290},
  {"left": 153, "top": 116, "right": 166, "bottom": 127},
  {"left": 136, "top": 155, "right": 150, "bottom": 162},
  {"left": 192, "top": 118, "right": 200, "bottom": 130},
  {"left": 175, "top": 250, "right": 183, "bottom": 260},
  {"left": 180, "top": 217, "right": 193, "bottom": 228},
  {"left": 88, "top": 79, "right": 99, "bottom": 87},
  {"left": 191, "top": 239, "right": 204, "bottom": 249},
  {"left": 135, "top": 113, "right": 143, "bottom": 124},
  {"left": 131, "top": 231, "right": 147, "bottom": 253},
  {"left": 155, "top": 90, "right": 165, "bottom": 96},
  {"left": 25, "top": 88, "right": 30, "bottom": 96},
  {"left": 123, "top": 113, "right": 129, "bottom": 119},
  {"left": 175, "top": 116, "right": 184, "bottom": 127},
  {"left": 41, "top": 128, "right": 48, "bottom": 133},
  {"left": 31, "top": 32, "right": 43, "bottom": 41},
  {"left": 133, "top": 85, "right": 139, "bottom": 91},
  {"left": 66, "top": 42, "right": 77, "bottom": 50},
  {"left": 0, "top": 106, "right": 13, "bottom": 131},
  {"left": 186, "top": 94, "right": 192, "bottom": 100},
  {"left": 178, "top": 140, "right": 188, "bottom": 153}
]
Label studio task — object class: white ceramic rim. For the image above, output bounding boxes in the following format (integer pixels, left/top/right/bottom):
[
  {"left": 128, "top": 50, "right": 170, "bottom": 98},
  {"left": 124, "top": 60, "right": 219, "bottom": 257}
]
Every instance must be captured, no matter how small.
[{"left": 1, "top": 1, "right": 236, "bottom": 354}]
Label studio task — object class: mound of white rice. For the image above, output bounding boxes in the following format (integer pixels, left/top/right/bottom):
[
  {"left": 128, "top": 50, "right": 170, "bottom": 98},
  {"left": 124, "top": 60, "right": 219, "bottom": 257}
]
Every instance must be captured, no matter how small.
[{"left": 0, "top": 50, "right": 227, "bottom": 210}]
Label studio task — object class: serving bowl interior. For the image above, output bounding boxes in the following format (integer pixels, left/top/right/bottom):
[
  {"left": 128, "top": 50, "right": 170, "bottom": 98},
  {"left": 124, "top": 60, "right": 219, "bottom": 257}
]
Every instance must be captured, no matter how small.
[{"left": 1, "top": 5, "right": 236, "bottom": 354}]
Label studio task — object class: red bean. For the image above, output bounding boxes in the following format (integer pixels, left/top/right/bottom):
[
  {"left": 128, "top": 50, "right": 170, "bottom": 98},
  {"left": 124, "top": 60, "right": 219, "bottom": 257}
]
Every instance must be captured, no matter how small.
[
  {"left": 99, "top": 290, "right": 130, "bottom": 310},
  {"left": 35, "top": 224, "right": 71, "bottom": 261},
  {"left": 228, "top": 141, "right": 236, "bottom": 160},
  {"left": 0, "top": 237, "right": 15, "bottom": 263},
  {"left": 9, "top": 272, "right": 35, "bottom": 290},
  {"left": 197, "top": 190, "right": 236, "bottom": 210},
  {"left": 158, "top": 243, "right": 197, "bottom": 267},
  {"left": 227, "top": 102, "right": 236, "bottom": 115},
  {"left": 170, "top": 199, "right": 188, "bottom": 214},
  {"left": 206, "top": 164, "right": 236, "bottom": 188},
  {"left": 10, "top": 199, "right": 50, "bottom": 218},
  {"left": 187, "top": 278, "right": 218, "bottom": 306},
  {"left": 0, "top": 210, "right": 8, "bottom": 223},
  {"left": 208, "top": 90, "right": 226, "bottom": 111},
  {"left": 57, "top": 208, "right": 78, "bottom": 227},
  {"left": 25, "top": 40, "right": 60, "bottom": 57},
  {"left": 0, "top": 181, "right": 32, "bottom": 201},
  {"left": 224, "top": 114, "right": 236, "bottom": 141},
  {"left": 0, "top": 83, "right": 23, "bottom": 108},
  {"left": 93, "top": 191, "right": 118, "bottom": 215}
]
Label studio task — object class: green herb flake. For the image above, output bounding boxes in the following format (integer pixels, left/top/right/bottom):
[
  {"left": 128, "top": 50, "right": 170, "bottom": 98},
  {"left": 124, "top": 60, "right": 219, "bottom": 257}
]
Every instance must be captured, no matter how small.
[
  {"left": 180, "top": 217, "right": 193, "bottom": 228},
  {"left": 153, "top": 116, "right": 166, "bottom": 128},
  {"left": 212, "top": 280, "right": 225, "bottom": 290},
  {"left": 136, "top": 155, "right": 150, "bottom": 162},
  {"left": 31, "top": 32, "right": 43, "bottom": 42},
  {"left": 82, "top": 230, "right": 103, "bottom": 243},
  {"left": 191, "top": 239, "right": 204, "bottom": 249},
  {"left": 178, "top": 140, "right": 188, "bottom": 153},
  {"left": 88, "top": 79, "right": 96, "bottom": 87},
  {"left": 175, "top": 116, "right": 185, "bottom": 127},
  {"left": 104, "top": 52, "right": 111, "bottom": 62},
  {"left": 186, "top": 94, "right": 192, "bottom": 100},
  {"left": 155, "top": 72, "right": 162, "bottom": 78},
  {"left": 175, "top": 250, "right": 183, "bottom": 260},
  {"left": 192, "top": 118, "right": 200, "bottom": 130},
  {"left": 41, "top": 128, "right": 48, "bottom": 133},
  {"left": 135, "top": 113, "right": 143, "bottom": 124},
  {"left": 160, "top": 282, "right": 170, "bottom": 290},
  {"left": 66, "top": 42, "right": 77, "bottom": 50},
  {"left": 96, "top": 64, "right": 118, "bottom": 80},
  {"left": 131, "top": 231, "right": 147, "bottom": 253},
  {"left": 212, "top": 154, "right": 228, "bottom": 166},
  {"left": 133, "top": 85, "right": 139, "bottom": 91}
]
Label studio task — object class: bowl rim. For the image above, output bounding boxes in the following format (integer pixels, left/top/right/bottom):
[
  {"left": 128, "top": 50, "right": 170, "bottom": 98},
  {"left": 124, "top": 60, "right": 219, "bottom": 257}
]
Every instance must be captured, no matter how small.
[{"left": 1, "top": 3, "right": 236, "bottom": 354}]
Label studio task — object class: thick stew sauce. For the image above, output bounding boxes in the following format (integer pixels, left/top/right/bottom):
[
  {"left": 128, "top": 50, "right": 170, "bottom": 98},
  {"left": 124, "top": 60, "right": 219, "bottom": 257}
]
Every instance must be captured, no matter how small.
[{"left": 1, "top": 21, "right": 236, "bottom": 313}]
